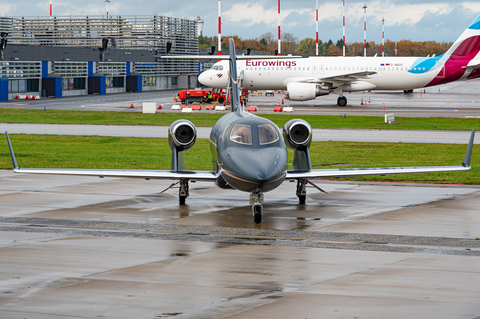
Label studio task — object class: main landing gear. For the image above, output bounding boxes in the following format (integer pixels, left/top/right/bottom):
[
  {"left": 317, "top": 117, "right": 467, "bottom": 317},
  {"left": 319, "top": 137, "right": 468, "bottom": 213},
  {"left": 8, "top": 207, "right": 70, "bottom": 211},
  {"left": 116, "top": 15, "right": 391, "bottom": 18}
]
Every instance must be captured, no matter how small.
[
  {"left": 337, "top": 96, "right": 347, "bottom": 107},
  {"left": 250, "top": 190, "right": 264, "bottom": 224},
  {"left": 179, "top": 178, "right": 189, "bottom": 205},
  {"left": 296, "top": 179, "right": 307, "bottom": 204},
  {"left": 296, "top": 178, "right": 329, "bottom": 204}
]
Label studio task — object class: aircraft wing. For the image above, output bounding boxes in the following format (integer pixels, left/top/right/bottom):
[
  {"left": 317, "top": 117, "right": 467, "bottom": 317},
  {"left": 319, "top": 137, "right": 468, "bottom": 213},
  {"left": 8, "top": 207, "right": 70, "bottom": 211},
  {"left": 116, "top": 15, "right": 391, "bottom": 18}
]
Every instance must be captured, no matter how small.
[
  {"left": 302, "top": 71, "right": 377, "bottom": 84},
  {"left": 286, "top": 129, "right": 475, "bottom": 180},
  {"left": 5, "top": 132, "right": 218, "bottom": 182}
]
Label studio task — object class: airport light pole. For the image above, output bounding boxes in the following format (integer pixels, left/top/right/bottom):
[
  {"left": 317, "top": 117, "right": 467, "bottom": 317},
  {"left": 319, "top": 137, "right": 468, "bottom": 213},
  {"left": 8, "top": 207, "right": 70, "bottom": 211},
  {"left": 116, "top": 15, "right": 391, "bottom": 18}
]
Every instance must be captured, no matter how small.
[
  {"left": 278, "top": 0, "right": 281, "bottom": 55},
  {"left": 342, "top": 0, "right": 345, "bottom": 57},
  {"left": 363, "top": 3, "right": 367, "bottom": 57},
  {"left": 105, "top": 0, "right": 110, "bottom": 19},
  {"left": 218, "top": 0, "right": 221, "bottom": 56},
  {"left": 382, "top": 17, "right": 385, "bottom": 57},
  {"left": 316, "top": 0, "right": 319, "bottom": 56}
]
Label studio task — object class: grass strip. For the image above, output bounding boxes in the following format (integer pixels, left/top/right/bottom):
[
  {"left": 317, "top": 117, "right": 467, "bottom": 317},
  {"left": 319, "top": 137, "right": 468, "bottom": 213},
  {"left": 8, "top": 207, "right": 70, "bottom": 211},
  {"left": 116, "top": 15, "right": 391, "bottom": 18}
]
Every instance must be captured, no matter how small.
[
  {"left": 1, "top": 108, "right": 479, "bottom": 131},
  {"left": 1, "top": 134, "right": 478, "bottom": 185}
]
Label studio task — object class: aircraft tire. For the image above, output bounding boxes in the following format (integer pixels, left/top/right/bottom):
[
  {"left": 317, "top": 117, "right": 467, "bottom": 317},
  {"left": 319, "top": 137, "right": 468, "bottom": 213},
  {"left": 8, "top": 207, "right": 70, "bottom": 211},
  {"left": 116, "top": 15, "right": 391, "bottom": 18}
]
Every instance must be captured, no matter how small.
[
  {"left": 179, "top": 196, "right": 186, "bottom": 205},
  {"left": 337, "top": 96, "right": 347, "bottom": 107},
  {"left": 298, "top": 195, "right": 306, "bottom": 204},
  {"left": 253, "top": 205, "right": 262, "bottom": 224}
]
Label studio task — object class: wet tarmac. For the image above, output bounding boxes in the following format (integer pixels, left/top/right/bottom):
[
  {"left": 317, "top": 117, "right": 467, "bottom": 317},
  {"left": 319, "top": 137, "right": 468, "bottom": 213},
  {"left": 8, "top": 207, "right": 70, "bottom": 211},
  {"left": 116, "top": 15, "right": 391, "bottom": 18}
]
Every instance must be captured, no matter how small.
[{"left": 1, "top": 171, "right": 480, "bottom": 318}]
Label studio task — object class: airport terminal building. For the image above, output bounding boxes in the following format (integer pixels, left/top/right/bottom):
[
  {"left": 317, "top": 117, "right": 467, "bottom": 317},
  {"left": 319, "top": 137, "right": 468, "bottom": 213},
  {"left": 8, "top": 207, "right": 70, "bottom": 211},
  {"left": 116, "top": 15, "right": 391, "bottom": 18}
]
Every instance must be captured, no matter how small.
[{"left": 0, "top": 15, "right": 200, "bottom": 101}]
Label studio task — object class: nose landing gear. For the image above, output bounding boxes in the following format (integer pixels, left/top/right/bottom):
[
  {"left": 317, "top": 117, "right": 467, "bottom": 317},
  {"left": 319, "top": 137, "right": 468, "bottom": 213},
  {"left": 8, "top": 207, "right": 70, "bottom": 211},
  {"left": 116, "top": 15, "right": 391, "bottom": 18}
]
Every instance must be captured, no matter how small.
[{"left": 250, "top": 190, "right": 264, "bottom": 224}]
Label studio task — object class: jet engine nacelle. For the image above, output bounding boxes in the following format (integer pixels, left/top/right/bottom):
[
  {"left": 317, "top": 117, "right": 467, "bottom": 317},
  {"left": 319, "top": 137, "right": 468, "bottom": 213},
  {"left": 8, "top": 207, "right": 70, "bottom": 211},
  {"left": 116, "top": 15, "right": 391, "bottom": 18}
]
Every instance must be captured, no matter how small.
[
  {"left": 283, "top": 119, "right": 312, "bottom": 151},
  {"left": 168, "top": 120, "right": 196, "bottom": 152},
  {"left": 286, "top": 83, "right": 329, "bottom": 101}
]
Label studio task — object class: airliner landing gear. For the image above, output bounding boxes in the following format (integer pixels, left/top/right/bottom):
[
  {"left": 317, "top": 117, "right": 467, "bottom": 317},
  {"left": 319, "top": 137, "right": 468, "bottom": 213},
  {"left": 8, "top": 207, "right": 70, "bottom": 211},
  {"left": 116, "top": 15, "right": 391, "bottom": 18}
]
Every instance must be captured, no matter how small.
[
  {"left": 250, "top": 190, "right": 264, "bottom": 224},
  {"left": 296, "top": 179, "right": 307, "bottom": 204},
  {"left": 337, "top": 96, "right": 347, "bottom": 107},
  {"left": 403, "top": 89, "right": 414, "bottom": 94},
  {"left": 179, "top": 178, "right": 189, "bottom": 205}
]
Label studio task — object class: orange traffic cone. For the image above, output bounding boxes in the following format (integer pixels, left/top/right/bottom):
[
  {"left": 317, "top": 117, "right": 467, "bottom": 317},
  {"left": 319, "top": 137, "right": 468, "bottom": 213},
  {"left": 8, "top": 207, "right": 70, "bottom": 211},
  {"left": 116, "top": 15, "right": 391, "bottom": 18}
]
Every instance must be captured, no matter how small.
[
  {"left": 281, "top": 98, "right": 284, "bottom": 105},
  {"left": 361, "top": 99, "right": 364, "bottom": 106},
  {"left": 129, "top": 104, "right": 134, "bottom": 108},
  {"left": 438, "top": 87, "right": 441, "bottom": 92},
  {"left": 382, "top": 103, "right": 385, "bottom": 110}
]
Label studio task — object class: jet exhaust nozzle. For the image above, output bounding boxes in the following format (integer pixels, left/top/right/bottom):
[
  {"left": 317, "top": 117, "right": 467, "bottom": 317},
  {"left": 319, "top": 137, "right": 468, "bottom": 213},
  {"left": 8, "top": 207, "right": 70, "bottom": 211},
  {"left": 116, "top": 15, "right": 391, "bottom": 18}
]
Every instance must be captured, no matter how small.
[
  {"left": 168, "top": 120, "right": 197, "bottom": 152},
  {"left": 283, "top": 119, "right": 312, "bottom": 151}
]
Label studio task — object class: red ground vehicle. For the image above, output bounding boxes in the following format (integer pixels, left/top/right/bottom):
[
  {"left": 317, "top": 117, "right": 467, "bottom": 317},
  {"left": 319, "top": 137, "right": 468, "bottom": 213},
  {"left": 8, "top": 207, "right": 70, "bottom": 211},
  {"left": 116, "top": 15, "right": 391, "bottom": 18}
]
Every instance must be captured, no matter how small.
[{"left": 177, "top": 88, "right": 227, "bottom": 105}]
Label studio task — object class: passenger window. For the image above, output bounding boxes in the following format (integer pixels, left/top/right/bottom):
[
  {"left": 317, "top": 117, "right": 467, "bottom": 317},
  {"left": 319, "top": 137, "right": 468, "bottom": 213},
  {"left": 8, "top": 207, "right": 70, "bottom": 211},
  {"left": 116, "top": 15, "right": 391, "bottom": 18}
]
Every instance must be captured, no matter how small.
[
  {"left": 230, "top": 124, "right": 252, "bottom": 145},
  {"left": 258, "top": 124, "right": 279, "bottom": 145}
]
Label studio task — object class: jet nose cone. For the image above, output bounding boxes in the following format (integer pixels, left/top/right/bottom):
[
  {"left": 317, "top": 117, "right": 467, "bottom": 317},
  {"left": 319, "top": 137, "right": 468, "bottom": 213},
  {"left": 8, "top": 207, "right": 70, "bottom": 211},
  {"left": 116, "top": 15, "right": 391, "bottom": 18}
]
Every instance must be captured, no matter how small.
[
  {"left": 198, "top": 71, "right": 209, "bottom": 86},
  {"left": 223, "top": 147, "right": 287, "bottom": 192}
]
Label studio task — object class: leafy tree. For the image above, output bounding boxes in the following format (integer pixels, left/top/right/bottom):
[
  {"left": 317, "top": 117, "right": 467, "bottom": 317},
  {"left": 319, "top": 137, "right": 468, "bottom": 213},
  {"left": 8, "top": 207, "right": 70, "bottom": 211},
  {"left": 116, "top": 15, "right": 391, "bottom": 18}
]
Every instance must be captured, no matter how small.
[
  {"left": 335, "top": 38, "right": 343, "bottom": 49},
  {"left": 326, "top": 44, "right": 342, "bottom": 56}
]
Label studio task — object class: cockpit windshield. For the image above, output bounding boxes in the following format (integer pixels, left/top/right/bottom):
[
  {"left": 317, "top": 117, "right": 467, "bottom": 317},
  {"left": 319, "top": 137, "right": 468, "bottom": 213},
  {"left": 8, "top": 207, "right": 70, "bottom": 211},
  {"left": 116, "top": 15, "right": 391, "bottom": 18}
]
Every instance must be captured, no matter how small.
[
  {"left": 230, "top": 124, "right": 252, "bottom": 145},
  {"left": 230, "top": 124, "right": 279, "bottom": 146},
  {"left": 210, "top": 65, "right": 224, "bottom": 71},
  {"left": 258, "top": 124, "right": 279, "bottom": 145}
]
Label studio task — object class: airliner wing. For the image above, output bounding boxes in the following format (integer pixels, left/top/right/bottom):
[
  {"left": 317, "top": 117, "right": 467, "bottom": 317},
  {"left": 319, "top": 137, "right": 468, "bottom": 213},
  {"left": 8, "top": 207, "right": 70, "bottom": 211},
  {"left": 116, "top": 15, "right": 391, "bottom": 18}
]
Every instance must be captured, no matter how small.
[
  {"left": 286, "top": 129, "right": 475, "bottom": 180},
  {"left": 304, "top": 71, "right": 377, "bottom": 84},
  {"left": 5, "top": 132, "right": 218, "bottom": 182}
]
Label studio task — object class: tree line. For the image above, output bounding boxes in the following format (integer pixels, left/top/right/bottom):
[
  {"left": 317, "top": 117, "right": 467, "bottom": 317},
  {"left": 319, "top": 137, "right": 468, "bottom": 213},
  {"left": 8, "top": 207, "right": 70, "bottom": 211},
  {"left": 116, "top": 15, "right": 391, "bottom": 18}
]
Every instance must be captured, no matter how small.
[{"left": 199, "top": 32, "right": 453, "bottom": 57}]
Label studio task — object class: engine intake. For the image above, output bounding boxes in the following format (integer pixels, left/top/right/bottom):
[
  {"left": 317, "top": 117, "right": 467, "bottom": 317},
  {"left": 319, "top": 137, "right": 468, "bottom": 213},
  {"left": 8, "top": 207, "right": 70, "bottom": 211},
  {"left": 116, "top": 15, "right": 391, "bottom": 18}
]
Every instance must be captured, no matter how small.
[
  {"left": 286, "top": 82, "right": 329, "bottom": 101},
  {"left": 168, "top": 120, "right": 196, "bottom": 152},
  {"left": 283, "top": 119, "right": 312, "bottom": 150}
]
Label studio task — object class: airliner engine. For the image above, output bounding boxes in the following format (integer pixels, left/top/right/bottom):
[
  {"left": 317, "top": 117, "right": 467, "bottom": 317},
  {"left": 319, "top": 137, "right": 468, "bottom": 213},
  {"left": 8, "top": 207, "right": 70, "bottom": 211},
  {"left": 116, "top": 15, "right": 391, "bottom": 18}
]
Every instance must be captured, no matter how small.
[
  {"left": 168, "top": 120, "right": 197, "bottom": 151},
  {"left": 286, "top": 83, "right": 329, "bottom": 101},
  {"left": 282, "top": 119, "right": 312, "bottom": 151}
]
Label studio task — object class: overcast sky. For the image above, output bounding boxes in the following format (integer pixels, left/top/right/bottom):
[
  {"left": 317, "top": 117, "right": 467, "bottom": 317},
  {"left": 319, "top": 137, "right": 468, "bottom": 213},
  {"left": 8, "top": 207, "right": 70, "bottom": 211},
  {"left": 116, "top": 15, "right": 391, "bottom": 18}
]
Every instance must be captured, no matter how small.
[{"left": 2, "top": 1, "right": 480, "bottom": 44}]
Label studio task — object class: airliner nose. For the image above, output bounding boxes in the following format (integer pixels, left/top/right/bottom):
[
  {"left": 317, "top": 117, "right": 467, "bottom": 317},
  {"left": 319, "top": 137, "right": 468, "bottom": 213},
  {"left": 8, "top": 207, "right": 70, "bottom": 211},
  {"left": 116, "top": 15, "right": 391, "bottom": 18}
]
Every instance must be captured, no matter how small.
[{"left": 198, "top": 71, "right": 210, "bottom": 86}]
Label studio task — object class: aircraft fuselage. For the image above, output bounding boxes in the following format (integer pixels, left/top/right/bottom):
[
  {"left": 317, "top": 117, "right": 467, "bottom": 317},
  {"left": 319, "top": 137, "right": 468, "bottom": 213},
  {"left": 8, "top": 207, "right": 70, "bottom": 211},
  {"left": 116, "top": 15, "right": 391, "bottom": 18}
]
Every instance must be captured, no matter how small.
[{"left": 209, "top": 112, "right": 288, "bottom": 193}]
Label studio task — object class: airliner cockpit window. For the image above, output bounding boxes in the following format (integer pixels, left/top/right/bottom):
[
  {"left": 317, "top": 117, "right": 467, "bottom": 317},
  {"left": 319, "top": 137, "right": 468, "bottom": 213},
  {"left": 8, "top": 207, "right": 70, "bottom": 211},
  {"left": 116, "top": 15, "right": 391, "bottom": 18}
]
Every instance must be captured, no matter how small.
[
  {"left": 258, "top": 124, "right": 279, "bottom": 145},
  {"left": 219, "top": 65, "right": 223, "bottom": 70},
  {"left": 230, "top": 124, "right": 252, "bottom": 145}
]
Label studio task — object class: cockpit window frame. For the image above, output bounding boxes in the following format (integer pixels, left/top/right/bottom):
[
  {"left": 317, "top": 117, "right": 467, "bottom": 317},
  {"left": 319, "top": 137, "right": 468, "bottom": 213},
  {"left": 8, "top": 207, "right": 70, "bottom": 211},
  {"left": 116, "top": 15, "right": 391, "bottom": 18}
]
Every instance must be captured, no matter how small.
[
  {"left": 258, "top": 124, "right": 280, "bottom": 145},
  {"left": 230, "top": 124, "right": 253, "bottom": 145}
]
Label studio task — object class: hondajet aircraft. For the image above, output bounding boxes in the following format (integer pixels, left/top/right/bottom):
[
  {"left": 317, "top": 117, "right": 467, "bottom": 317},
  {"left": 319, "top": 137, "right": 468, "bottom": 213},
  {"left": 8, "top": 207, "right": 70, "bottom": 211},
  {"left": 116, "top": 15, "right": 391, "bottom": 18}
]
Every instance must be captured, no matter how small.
[
  {"left": 6, "top": 39, "right": 476, "bottom": 224},
  {"left": 199, "top": 14, "right": 480, "bottom": 107}
]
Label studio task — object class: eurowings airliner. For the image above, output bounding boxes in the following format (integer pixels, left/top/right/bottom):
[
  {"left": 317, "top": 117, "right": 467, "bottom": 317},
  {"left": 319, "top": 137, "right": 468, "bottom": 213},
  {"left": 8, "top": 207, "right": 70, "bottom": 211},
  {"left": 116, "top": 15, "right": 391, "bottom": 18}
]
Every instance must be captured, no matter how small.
[{"left": 198, "top": 14, "right": 480, "bottom": 106}]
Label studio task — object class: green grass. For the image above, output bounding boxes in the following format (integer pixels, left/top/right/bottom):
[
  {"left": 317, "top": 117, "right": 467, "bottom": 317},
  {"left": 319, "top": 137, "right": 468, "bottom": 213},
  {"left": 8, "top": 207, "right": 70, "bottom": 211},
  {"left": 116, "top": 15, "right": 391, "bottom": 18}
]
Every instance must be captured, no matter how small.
[
  {"left": 2, "top": 133, "right": 478, "bottom": 185},
  {"left": 0, "top": 108, "right": 479, "bottom": 131}
]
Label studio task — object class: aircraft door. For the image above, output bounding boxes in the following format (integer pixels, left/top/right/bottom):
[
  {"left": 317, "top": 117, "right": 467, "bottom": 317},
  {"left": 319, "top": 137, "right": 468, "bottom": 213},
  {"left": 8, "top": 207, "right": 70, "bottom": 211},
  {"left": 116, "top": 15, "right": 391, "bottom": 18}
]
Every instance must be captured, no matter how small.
[{"left": 436, "top": 62, "right": 445, "bottom": 78}]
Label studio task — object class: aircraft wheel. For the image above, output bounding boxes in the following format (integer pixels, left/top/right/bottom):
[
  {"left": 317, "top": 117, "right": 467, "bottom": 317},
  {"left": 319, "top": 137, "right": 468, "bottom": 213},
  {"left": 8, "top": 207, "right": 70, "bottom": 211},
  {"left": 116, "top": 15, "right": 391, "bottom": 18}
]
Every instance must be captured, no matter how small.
[
  {"left": 253, "top": 205, "right": 262, "bottom": 224},
  {"left": 337, "top": 96, "right": 347, "bottom": 107},
  {"left": 179, "top": 196, "right": 186, "bottom": 205},
  {"left": 298, "top": 195, "right": 306, "bottom": 204}
]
